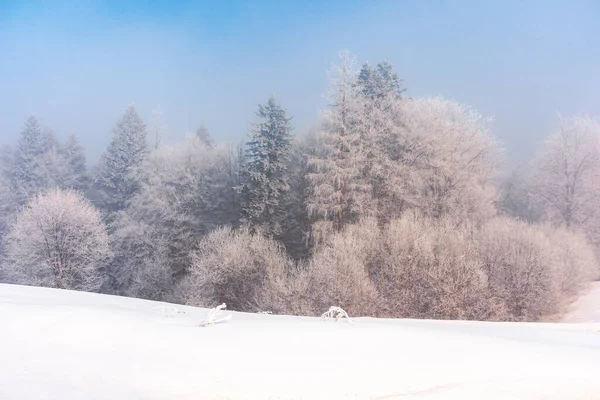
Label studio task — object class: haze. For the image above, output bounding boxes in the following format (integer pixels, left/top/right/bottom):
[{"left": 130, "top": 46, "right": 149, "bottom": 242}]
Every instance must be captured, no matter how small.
[{"left": 1, "top": 0, "right": 599, "bottom": 161}]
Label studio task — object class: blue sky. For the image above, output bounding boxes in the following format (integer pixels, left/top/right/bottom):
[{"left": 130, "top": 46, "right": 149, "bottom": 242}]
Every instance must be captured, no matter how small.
[{"left": 0, "top": 0, "right": 599, "bottom": 162}]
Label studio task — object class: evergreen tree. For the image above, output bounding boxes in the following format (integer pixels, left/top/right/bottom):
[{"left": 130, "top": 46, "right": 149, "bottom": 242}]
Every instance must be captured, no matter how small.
[
  {"left": 93, "top": 106, "right": 148, "bottom": 216},
  {"left": 58, "top": 134, "right": 88, "bottom": 191},
  {"left": 238, "top": 96, "right": 293, "bottom": 235},
  {"left": 279, "top": 132, "right": 317, "bottom": 259},
  {"left": 356, "top": 60, "right": 405, "bottom": 100},
  {"left": 11, "top": 116, "right": 56, "bottom": 205},
  {"left": 196, "top": 124, "right": 214, "bottom": 148}
]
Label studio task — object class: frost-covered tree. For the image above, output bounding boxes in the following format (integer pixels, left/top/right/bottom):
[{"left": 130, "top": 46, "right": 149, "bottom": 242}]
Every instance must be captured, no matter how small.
[
  {"left": 279, "top": 131, "right": 319, "bottom": 259},
  {"left": 356, "top": 60, "right": 405, "bottom": 100},
  {"left": 307, "top": 51, "right": 371, "bottom": 234},
  {"left": 110, "top": 136, "right": 241, "bottom": 298},
  {"left": 532, "top": 115, "right": 600, "bottom": 229},
  {"left": 93, "top": 106, "right": 148, "bottom": 217},
  {"left": 56, "top": 134, "right": 88, "bottom": 191},
  {"left": 2, "top": 189, "right": 110, "bottom": 291},
  {"left": 196, "top": 124, "right": 214, "bottom": 148},
  {"left": 238, "top": 96, "right": 293, "bottom": 235},
  {"left": 0, "top": 172, "right": 14, "bottom": 244},
  {"left": 497, "top": 166, "right": 543, "bottom": 222},
  {"left": 365, "top": 97, "right": 501, "bottom": 224},
  {"left": 11, "top": 116, "right": 57, "bottom": 205}
]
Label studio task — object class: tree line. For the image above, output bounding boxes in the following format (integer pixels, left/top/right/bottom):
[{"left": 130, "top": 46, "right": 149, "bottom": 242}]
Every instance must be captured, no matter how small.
[{"left": 1, "top": 52, "right": 598, "bottom": 321}]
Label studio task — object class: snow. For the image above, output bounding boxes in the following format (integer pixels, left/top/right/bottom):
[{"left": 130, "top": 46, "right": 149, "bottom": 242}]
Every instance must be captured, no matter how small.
[
  {"left": 1, "top": 283, "right": 600, "bottom": 399},
  {"left": 563, "top": 281, "right": 600, "bottom": 323}
]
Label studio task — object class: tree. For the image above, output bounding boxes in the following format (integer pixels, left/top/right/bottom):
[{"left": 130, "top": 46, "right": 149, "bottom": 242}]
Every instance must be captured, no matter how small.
[
  {"left": 279, "top": 131, "right": 318, "bottom": 259},
  {"left": 370, "top": 97, "right": 501, "bottom": 224},
  {"left": 93, "top": 106, "right": 148, "bottom": 217},
  {"left": 110, "top": 136, "right": 241, "bottom": 298},
  {"left": 497, "top": 165, "right": 543, "bottom": 222},
  {"left": 356, "top": 60, "right": 405, "bottom": 100},
  {"left": 1, "top": 189, "right": 110, "bottom": 291},
  {"left": 196, "top": 124, "right": 214, "bottom": 148},
  {"left": 532, "top": 115, "right": 600, "bottom": 229},
  {"left": 238, "top": 96, "right": 293, "bottom": 235},
  {"left": 11, "top": 116, "right": 57, "bottom": 205},
  {"left": 307, "top": 51, "right": 371, "bottom": 234},
  {"left": 57, "top": 134, "right": 88, "bottom": 191}
]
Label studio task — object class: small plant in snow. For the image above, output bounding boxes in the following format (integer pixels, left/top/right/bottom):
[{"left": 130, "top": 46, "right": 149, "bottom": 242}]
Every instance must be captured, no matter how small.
[
  {"left": 200, "top": 303, "right": 231, "bottom": 327},
  {"left": 321, "top": 306, "right": 352, "bottom": 323},
  {"left": 155, "top": 305, "right": 186, "bottom": 317}
]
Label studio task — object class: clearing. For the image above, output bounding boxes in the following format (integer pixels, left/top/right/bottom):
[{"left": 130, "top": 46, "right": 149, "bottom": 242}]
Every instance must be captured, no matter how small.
[{"left": 1, "top": 283, "right": 599, "bottom": 399}]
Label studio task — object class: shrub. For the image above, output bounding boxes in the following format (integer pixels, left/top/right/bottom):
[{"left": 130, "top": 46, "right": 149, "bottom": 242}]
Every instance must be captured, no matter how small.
[
  {"left": 373, "top": 214, "right": 491, "bottom": 320},
  {"left": 305, "top": 218, "right": 385, "bottom": 317},
  {"left": 542, "top": 225, "right": 599, "bottom": 296},
  {"left": 476, "top": 218, "right": 560, "bottom": 321},
  {"left": 175, "top": 226, "right": 291, "bottom": 313}
]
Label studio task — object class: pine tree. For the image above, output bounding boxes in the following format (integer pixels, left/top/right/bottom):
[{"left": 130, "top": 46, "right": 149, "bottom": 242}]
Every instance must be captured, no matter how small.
[
  {"left": 238, "top": 96, "right": 293, "bottom": 235},
  {"left": 93, "top": 106, "right": 148, "bottom": 216}
]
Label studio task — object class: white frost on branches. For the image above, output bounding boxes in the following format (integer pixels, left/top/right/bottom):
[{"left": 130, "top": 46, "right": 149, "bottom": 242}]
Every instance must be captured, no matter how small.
[
  {"left": 200, "top": 303, "right": 231, "bottom": 327},
  {"left": 321, "top": 306, "right": 352, "bottom": 323}
]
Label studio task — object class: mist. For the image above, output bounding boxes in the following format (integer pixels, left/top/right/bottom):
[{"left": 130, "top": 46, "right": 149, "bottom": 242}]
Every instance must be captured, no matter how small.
[{"left": 1, "top": 0, "right": 598, "bottom": 162}]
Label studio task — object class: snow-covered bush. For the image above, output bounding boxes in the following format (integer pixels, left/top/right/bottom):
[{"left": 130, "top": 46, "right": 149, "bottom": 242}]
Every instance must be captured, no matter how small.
[
  {"left": 175, "top": 226, "right": 291, "bottom": 313},
  {"left": 476, "top": 218, "right": 561, "bottom": 321},
  {"left": 373, "top": 214, "right": 491, "bottom": 320},
  {"left": 305, "top": 218, "right": 385, "bottom": 317},
  {"left": 1, "top": 188, "right": 110, "bottom": 291},
  {"left": 543, "top": 225, "right": 599, "bottom": 296}
]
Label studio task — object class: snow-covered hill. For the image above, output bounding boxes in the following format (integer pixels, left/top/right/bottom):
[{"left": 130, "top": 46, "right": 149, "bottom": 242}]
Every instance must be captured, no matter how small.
[{"left": 1, "top": 283, "right": 600, "bottom": 400}]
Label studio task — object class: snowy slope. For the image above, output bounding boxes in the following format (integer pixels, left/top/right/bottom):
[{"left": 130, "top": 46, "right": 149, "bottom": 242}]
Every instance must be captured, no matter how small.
[
  {"left": 1, "top": 284, "right": 600, "bottom": 400},
  {"left": 563, "top": 282, "right": 600, "bottom": 323}
]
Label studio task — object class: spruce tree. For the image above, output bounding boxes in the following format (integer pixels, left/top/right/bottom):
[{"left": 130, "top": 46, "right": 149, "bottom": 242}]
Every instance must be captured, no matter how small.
[
  {"left": 356, "top": 60, "right": 405, "bottom": 100},
  {"left": 93, "top": 106, "right": 148, "bottom": 216},
  {"left": 238, "top": 96, "right": 293, "bottom": 235},
  {"left": 59, "top": 134, "right": 88, "bottom": 191},
  {"left": 12, "top": 116, "right": 55, "bottom": 205}
]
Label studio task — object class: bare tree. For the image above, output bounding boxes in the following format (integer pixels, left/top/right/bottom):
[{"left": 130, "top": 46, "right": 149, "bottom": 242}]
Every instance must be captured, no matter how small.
[
  {"left": 532, "top": 115, "right": 600, "bottom": 230},
  {"left": 2, "top": 189, "right": 110, "bottom": 291},
  {"left": 393, "top": 97, "right": 502, "bottom": 223}
]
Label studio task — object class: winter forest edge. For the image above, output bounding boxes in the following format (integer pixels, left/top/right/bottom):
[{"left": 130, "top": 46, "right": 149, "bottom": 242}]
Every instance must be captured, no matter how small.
[{"left": 1, "top": 51, "right": 599, "bottom": 322}]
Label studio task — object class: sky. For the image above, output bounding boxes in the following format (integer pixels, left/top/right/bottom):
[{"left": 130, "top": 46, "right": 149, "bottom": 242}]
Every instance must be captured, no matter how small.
[{"left": 0, "top": 0, "right": 599, "bottom": 163}]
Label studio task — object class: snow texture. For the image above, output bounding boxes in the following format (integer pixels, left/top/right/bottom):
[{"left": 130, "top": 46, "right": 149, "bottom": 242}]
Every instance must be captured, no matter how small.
[
  {"left": 1, "top": 283, "right": 600, "bottom": 400},
  {"left": 563, "top": 281, "right": 600, "bottom": 323}
]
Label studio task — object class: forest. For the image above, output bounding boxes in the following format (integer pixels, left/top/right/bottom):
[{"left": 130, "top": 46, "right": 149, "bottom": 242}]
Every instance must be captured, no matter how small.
[{"left": 1, "top": 52, "right": 599, "bottom": 322}]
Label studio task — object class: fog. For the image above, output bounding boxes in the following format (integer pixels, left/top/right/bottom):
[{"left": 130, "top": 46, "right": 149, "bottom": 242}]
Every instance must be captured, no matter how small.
[{"left": 1, "top": 0, "right": 599, "bottom": 162}]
